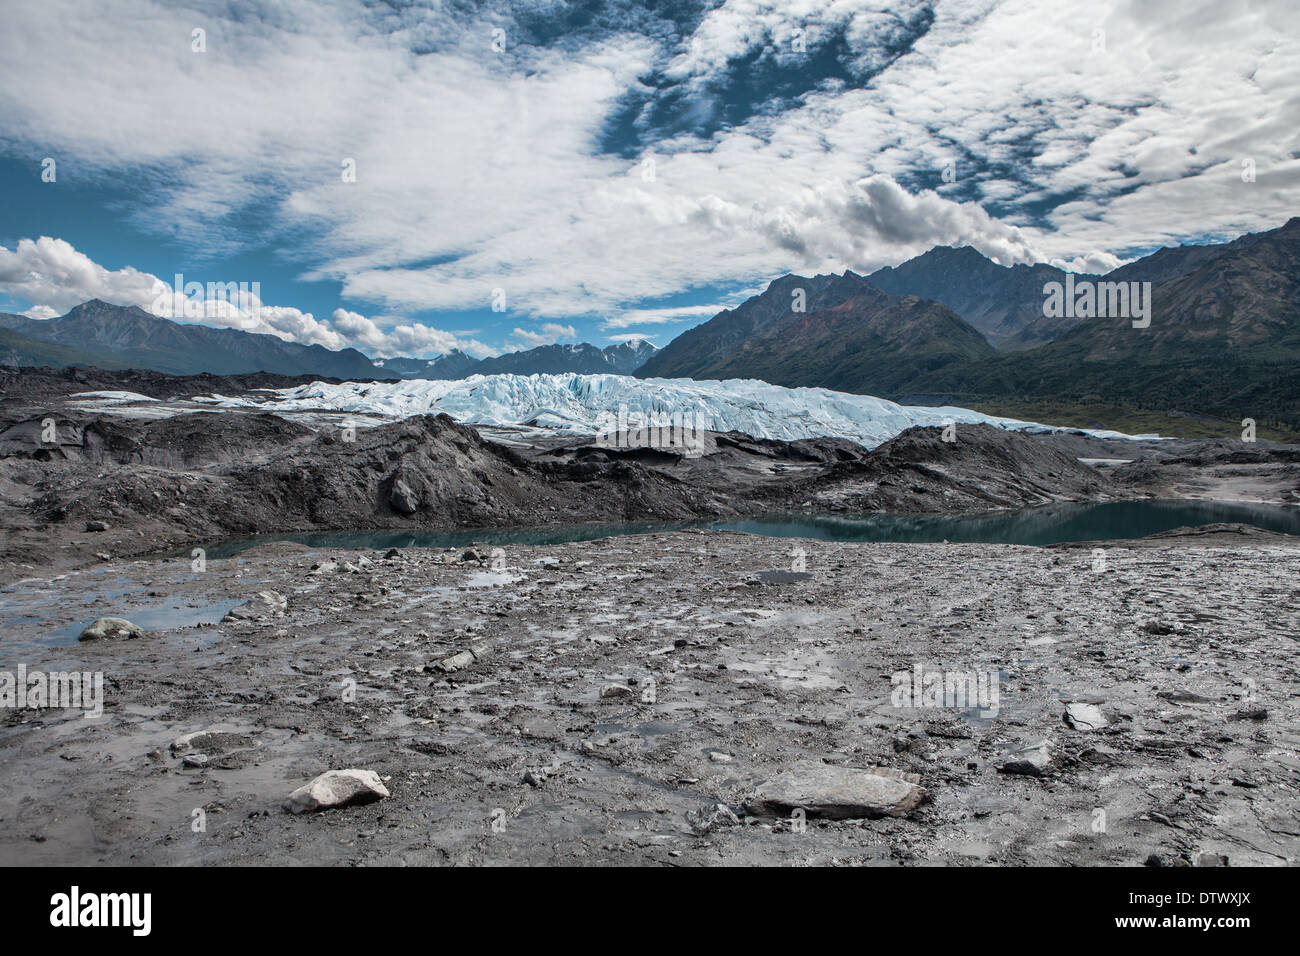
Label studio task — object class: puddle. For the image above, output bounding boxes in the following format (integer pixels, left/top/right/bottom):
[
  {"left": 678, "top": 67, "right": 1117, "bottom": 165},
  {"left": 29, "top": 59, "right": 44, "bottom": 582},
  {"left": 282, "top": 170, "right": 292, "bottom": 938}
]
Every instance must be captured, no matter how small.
[{"left": 3, "top": 599, "right": 244, "bottom": 653}]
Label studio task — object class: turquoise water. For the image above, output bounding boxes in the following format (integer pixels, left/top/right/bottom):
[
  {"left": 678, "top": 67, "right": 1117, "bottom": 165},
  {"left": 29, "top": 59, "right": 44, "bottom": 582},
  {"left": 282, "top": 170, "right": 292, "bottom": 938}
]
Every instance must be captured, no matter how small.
[{"left": 198, "top": 499, "right": 1298, "bottom": 557}]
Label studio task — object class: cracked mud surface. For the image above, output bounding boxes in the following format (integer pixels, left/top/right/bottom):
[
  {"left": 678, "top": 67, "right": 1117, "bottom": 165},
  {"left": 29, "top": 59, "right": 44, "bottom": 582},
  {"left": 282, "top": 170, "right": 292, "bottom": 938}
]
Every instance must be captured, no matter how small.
[{"left": 2, "top": 531, "right": 1296, "bottom": 866}]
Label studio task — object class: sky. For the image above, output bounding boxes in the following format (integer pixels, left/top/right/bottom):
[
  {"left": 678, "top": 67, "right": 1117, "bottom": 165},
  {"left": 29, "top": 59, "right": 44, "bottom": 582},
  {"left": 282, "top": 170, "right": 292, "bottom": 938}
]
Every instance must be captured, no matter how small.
[{"left": 0, "top": 0, "right": 1296, "bottom": 360}]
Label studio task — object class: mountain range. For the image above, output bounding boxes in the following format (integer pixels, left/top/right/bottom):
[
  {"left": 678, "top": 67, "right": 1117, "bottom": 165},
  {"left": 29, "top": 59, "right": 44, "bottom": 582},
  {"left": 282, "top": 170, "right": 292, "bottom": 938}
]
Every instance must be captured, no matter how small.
[
  {"left": 374, "top": 340, "right": 658, "bottom": 379},
  {"left": 0, "top": 301, "right": 658, "bottom": 380},
  {"left": 639, "top": 216, "right": 1300, "bottom": 429},
  {"left": 3, "top": 217, "right": 1296, "bottom": 429}
]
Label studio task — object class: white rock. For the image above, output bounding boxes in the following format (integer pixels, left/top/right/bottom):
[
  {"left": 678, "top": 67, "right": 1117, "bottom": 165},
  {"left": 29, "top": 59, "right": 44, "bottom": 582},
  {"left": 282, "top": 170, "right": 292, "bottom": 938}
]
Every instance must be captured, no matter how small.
[
  {"left": 223, "top": 590, "right": 287, "bottom": 621},
  {"left": 1064, "top": 702, "right": 1107, "bottom": 731},
  {"left": 285, "top": 769, "right": 390, "bottom": 814},
  {"left": 78, "top": 617, "right": 145, "bottom": 641}
]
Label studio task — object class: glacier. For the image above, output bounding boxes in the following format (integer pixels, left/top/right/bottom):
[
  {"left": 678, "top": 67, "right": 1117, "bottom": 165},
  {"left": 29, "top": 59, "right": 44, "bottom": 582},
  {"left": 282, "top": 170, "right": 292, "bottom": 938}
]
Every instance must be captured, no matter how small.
[{"left": 205, "top": 373, "right": 1158, "bottom": 448}]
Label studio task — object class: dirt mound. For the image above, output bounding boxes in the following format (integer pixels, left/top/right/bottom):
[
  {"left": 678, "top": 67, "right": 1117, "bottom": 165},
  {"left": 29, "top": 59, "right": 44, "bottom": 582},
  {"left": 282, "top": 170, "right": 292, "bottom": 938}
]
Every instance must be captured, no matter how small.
[
  {"left": 0, "top": 412, "right": 317, "bottom": 465},
  {"left": 0, "top": 364, "right": 384, "bottom": 406},
  {"left": 791, "top": 424, "right": 1123, "bottom": 513},
  {"left": 0, "top": 411, "right": 1143, "bottom": 579}
]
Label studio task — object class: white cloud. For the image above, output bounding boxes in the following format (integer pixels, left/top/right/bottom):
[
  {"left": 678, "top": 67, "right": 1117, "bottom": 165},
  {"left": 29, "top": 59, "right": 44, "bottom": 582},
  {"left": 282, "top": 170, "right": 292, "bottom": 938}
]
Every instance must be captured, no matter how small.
[
  {"left": 0, "top": 0, "right": 1295, "bottom": 335},
  {"left": 509, "top": 323, "right": 577, "bottom": 349},
  {"left": 602, "top": 304, "right": 728, "bottom": 329},
  {"left": 0, "top": 236, "right": 489, "bottom": 359}
]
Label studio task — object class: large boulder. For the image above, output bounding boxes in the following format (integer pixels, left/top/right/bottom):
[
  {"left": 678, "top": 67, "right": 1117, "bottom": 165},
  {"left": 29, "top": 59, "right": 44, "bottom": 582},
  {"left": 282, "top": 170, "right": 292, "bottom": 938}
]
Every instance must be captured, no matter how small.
[
  {"left": 284, "top": 769, "right": 390, "bottom": 814},
  {"left": 78, "top": 617, "right": 146, "bottom": 642},
  {"left": 744, "top": 761, "right": 927, "bottom": 820}
]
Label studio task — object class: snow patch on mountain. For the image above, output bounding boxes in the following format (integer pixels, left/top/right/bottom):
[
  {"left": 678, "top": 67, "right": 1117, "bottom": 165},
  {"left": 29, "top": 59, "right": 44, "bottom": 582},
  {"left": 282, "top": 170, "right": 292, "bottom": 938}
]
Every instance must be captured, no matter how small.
[{"left": 209, "top": 373, "right": 1158, "bottom": 447}]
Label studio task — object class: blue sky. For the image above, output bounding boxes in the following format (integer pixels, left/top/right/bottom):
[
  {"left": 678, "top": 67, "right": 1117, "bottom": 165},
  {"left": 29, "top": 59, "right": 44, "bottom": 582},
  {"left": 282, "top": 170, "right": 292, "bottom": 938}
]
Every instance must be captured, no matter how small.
[{"left": 1, "top": 0, "right": 1296, "bottom": 359}]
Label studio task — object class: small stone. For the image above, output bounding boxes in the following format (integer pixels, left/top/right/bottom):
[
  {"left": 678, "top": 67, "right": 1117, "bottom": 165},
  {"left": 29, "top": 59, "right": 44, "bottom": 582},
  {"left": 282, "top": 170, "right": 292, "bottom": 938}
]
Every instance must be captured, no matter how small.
[
  {"left": 285, "top": 769, "right": 390, "bottom": 814},
  {"left": 1157, "top": 689, "right": 1215, "bottom": 704},
  {"left": 687, "top": 802, "right": 741, "bottom": 833},
  {"left": 222, "top": 590, "right": 287, "bottom": 622},
  {"left": 78, "top": 617, "right": 145, "bottom": 642},
  {"left": 601, "top": 683, "right": 635, "bottom": 699},
  {"left": 522, "top": 769, "right": 546, "bottom": 787},
  {"left": 709, "top": 751, "right": 734, "bottom": 763},
  {"left": 389, "top": 479, "right": 420, "bottom": 515},
  {"left": 461, "top": 549, "right": 482, "bottom": 563},
  {"left": 432, "top": 648, "right": 481, "bottom": 673},
  {"left": 85, "top": 520, "right": 110, "bottom": 532},
  {"left": 998, "top": 739, "right": 1053, "bottom": 777},
  {"left": 1230, "top": 708, "right": 1268, "bottom": 721}
]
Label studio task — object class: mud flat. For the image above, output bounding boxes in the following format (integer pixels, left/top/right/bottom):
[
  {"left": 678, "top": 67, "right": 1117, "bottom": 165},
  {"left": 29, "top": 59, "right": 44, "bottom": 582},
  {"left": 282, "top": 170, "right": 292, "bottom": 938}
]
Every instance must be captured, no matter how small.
[{"left": 1, "top": 530, "right": 1296, "bottom": 866}]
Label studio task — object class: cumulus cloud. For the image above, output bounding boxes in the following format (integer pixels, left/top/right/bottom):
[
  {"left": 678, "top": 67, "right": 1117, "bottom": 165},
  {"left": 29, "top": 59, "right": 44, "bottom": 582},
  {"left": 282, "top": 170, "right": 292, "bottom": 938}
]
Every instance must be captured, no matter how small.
[
  {"left": 0, "top": 236, "right": 488, "bottom": 359},
  {"left": 0, "top": 0, "right": 1295, "bottom": 337},
  {"left": 509, "top": 323, "right": 578, "bottom": 349},
  {"left": 602, "top": 304, "right": 728, "bottom": 329}
]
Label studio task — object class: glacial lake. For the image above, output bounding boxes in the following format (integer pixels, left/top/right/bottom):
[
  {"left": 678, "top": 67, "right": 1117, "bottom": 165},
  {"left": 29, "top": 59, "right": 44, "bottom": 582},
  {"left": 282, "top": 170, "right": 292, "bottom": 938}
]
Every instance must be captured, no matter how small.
[{"left": 200, "top": 499, "right": 1299, "bottom": 557}]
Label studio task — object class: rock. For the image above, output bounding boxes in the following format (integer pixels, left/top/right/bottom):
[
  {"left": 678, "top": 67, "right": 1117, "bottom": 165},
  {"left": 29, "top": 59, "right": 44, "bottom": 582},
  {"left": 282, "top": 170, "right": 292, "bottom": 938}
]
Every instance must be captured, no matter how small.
[
  {"left": 84, "top": 520, "right": 110, "bottom": 532},
  {"left": 78, "top": 617, "right": 145, "bottom": 642},
  {"left": 1231, "top": 707, "right": 1268, "bottom": 721},
  {"left": 522, "top": 769, "right": 546, "bottom": 787},
  {"left": 431, "top": 647, "right": 482, "bottom": 673},
  {"left": 1195, "top": 852, "right": 1229, "bottom": 867},
  {"left": 170, "top": 730, "right": 255, "bottom": 756},
  {"left": 600, "top": 683, "right": 635, "bottom": 700},
  {"left": 389, "top": 479, "right": 420, "bottom": 515},
  {"left": 687, "top": 802, "right": 741, "bottom": 833},
  {"left": 998, "top": 739, "right": 1053, "bottom": 776},
  {"left": 461, "top": 549, "right": 482, "bottom": 563},
  {"left": 743, "top": 761, "right": 926, "bottom": 820},
  {"left": 285, "top": 769, "right": 390, "bottom": 814},
  {"left": 1064, "top": 702, "right": 1107, "bottom": 731},
  {"left": 222, "top": 590, "right": 287, "bottom": 622},
  {"left": 1157, "top": 689, "right": 1215, "bottom": 704},
  {"left": 310, "top": 561, "right": 338, "bottom": 575},
  {"left": 1142, "top": 620, "right": 1176, "bottom": 635},
  {"left": 709, "top": 751, "right": 734, "bottom": 763},
  {"left": 384, "top": 548, "right": 401, "bottom": 559}
]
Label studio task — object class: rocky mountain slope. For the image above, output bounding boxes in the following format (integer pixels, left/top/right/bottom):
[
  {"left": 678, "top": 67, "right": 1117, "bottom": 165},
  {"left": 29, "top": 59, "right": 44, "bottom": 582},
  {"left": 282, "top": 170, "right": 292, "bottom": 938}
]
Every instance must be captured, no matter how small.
[
  {"left": 912, "top": 217, "right": 1300, "bottom": 425},
  {"left": 0, "top": 299, "right": 381, "bottom": 378},
  {"left": 636, "top": 273, "right": 993, "bottom": 389},
  {"left": 640, "top": 217, "right": 1300, "bottom": 427}
]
